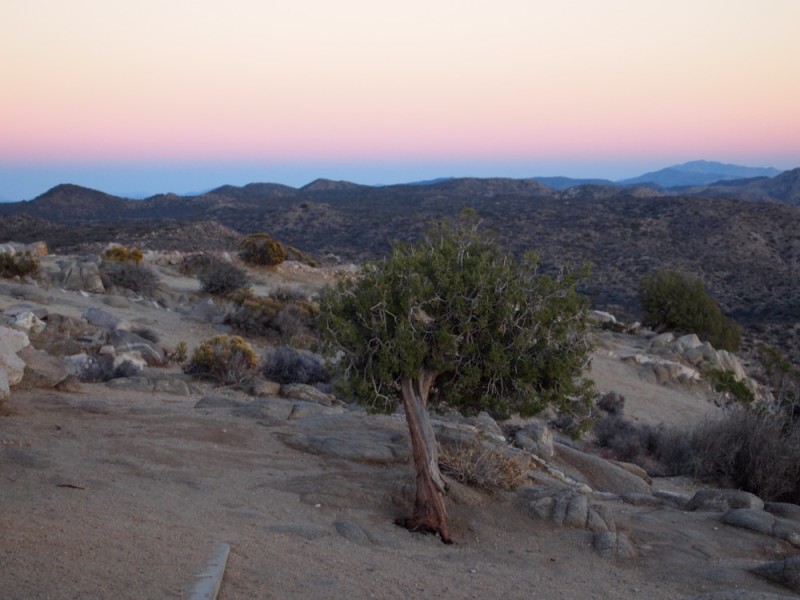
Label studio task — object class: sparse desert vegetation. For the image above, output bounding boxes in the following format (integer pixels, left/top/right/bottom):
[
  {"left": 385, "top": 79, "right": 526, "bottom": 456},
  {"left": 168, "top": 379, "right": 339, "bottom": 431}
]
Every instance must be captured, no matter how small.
[{"left": 0, "top": 250, "right": 40, "bottom": 279}]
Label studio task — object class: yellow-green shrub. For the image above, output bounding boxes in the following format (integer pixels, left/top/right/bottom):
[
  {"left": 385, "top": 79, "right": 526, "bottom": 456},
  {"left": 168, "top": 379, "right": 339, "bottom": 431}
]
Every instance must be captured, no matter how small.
[
  {"left": 103, "top": 245, "right": 143, "bottom": 264},
  {"left": 238, "top": 233, "right": 287, "bottom": 267},
  {"left": 0, "top": 251, "right": 40, "bottom": 279},
  {"left": 224, "top": 288, "right": 318, "bottom": 347},
  {"left": 184, "top": 335, "right": 259, "bottom": 384}
]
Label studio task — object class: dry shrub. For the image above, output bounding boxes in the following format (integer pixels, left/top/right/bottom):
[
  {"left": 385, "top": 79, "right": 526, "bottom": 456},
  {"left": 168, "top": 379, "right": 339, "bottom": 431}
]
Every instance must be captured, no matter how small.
[
  {"left": 224, "top": 288, "right": 318, "bottom": 346},
  {"left": 0, "top": 251, "right": 40, "bottom": 279},
  {"left": 171, "top": 340, "right": 188, "bottom": 365},
  {"left": 593, "top": 415, "right": 667, "bottom": 476},
  {"left": 611, "top": 408, "right": 800, "bottom": 502},
  {"left": 101, "top": 263, "right": 159, "bottom": 295},
  {"left": 224, "top": 289, "right": 283, "bottom": 335},
  {"left": 132, "top": 327, "right": 160, "bottom": 344},
  {"left": 664, "top": 410, "right": 800, "bottom": 503},
  {"left": 597, "top": 391, "right": 625, "bottom": 416},
  {"left": 239, "top": 233, "right": 287, "bottom": 267},
  {"left": 179, "top": 253, "right": 217, "bottom": 276},
  {"left": 197, "top": 256, "right": 249, "bottom": 296},
  {"left": 439, "top": 440, "right": 528, "bottom": 492},
  {"left": 103, "top": 245, "right": 143, "bottom": 264},
  {"left": 184, "top": 334, "right": 259, "bottom": 385},
  {"left": 262, "top": 345, "right": 329, "bottom": 385},
  {"left": 594, "top": 415, "right": 657, "bottom": 463}
]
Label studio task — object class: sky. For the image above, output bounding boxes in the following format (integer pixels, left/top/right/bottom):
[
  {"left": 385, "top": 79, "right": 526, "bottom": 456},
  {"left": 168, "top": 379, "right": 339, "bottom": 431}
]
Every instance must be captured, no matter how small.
[{"left": 1, "top": 0, "right": 799, "bottom": 201}]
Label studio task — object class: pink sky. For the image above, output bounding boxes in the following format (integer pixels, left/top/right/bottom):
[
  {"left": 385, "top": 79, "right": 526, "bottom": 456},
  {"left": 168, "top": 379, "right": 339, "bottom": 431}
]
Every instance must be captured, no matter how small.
[{"left": 1, "top": 0, "right": 798, "bottom": 199}]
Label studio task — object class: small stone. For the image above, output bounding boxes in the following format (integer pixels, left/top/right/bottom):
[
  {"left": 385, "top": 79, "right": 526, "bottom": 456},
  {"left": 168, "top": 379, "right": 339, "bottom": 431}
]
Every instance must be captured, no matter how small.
[
  {"left": 721, "top": 508, "right": 775, "bottom": 535},
  {"left": 687, "top": 488, "right": 764, "bottom": 512}
]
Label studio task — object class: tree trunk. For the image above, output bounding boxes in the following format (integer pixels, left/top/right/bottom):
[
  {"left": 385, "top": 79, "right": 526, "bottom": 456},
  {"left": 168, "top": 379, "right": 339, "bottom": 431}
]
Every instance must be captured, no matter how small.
[{"left": 397, "top": 369, "right": 452, "bottom": 544}]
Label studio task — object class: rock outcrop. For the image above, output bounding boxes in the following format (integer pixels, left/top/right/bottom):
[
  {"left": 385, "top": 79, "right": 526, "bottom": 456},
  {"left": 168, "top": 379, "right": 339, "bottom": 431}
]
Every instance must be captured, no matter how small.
[{"left": 0, "top": 326, "right": 30, "bottom": 399}]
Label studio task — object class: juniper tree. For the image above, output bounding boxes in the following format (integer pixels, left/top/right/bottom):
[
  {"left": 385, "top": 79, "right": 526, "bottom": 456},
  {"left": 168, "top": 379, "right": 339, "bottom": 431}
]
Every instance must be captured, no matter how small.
[{"left": 319, "top": 214, "right": 594, "bottom": 543}]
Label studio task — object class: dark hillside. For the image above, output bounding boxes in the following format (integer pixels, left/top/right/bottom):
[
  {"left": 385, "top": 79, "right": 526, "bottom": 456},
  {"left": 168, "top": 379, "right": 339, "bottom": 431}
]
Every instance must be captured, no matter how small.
[
  {"left": 684, "top": 168, "right": 800, "bottom": 204},
  {"left": 1, "top": 178, "right": 799, "bottom": 361}
]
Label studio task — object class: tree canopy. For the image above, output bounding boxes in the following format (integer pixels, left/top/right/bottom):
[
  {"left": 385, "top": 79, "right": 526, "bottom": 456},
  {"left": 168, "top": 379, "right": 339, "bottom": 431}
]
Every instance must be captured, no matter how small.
[
  {"left": 320, "top": 215, "right": 594, "bottom": 419},
  {"left": 319, "top": 213, "right": 595, "bottom": 542}
]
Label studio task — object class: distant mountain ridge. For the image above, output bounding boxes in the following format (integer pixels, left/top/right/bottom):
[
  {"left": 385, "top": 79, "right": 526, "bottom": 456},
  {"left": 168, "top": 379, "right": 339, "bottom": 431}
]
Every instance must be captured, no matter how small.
[
  {"left": 530, "top": 160, "right": 784, "bottom": 191},
  {"left": 618, "top": 160, "right": 782, "bottom": 188},
  {"left": 683, "top": 168, "right": 800, "bottom": 204}
]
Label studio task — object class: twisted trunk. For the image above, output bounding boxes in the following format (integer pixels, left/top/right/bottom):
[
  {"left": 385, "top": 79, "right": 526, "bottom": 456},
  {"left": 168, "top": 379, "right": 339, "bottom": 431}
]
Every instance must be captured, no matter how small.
[{"left": 396, "top": 369, "right": 452, "bottom": 544}]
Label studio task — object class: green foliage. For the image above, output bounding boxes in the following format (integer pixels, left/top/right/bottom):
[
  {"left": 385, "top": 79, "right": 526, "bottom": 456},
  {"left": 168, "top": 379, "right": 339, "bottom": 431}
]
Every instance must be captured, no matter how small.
[
  {"left": 184, "top": 334, "right": 259, "bottom": 384},
  {"left": 239, "top": 233, "right": 288, "bottom": 267},
  {"left": 0, "top": 251, "right": 40, "bottom": 278},
  {"left": 706, "top": 368, "right": 754, "bottom": 405},
  {"left": 319, "top": 213, "right": 595, "bottom": 425},
  {"left": 638, "top": 269, "right": 741, "bottom": 351}
]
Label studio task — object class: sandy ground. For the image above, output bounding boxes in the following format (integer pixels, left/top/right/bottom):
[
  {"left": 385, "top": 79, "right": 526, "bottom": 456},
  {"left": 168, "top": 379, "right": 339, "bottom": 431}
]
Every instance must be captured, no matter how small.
[
  {"left": 2, "top": 385, "right": 794, "bottom": 600},
  {"left": 1, "top": 259, "right": 796, "bottom": 599}
]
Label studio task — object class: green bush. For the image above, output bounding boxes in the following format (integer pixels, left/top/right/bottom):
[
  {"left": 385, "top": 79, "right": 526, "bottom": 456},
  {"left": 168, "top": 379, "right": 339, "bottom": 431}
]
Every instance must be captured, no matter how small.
[
  {"left": 184, "top": 335, "right": 259, "bottom": 385},
  {"left": 0, "top": 251, "right": 40, "bottom": 279},
  {"left": 239, "top": 233, "right": 287, "bottom": 267},
  {"left": 706, "top": 368, "right": 754, "bottom": 405},
  {"left": 638, "top": 269, "right": 741, "bottom": 351}
]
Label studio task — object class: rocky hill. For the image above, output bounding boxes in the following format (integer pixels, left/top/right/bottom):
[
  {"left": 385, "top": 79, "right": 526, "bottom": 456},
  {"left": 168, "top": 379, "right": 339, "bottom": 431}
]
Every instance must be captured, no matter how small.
[{"left": 681, "top": 167, "right": 800, "bottom": 205}]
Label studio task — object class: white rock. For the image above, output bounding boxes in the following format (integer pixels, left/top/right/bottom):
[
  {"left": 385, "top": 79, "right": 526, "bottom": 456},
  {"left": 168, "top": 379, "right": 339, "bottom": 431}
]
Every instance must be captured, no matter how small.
[
  {"left": 0, "top": 326, "right": 31, "bottom": 386},
  {"left": 12, "top": 311, "right": 46, "bottom": 334},
  {"left": 589, "top": 310, "right": 617, "bottom": 325},
  {"left": 65, "top": 353, "right": 91, "bottom": 375},
  {"left": 649, "top": 332, "right": 674, "bottom": 348},
  {"left": 675, "top": 333, "right": 703, "bottom": 351},
  {"left": 114, "top": 352, "right": 147, "bottom": 372},
  {"left": 0, "top": 326, "right": 30, "bottom": 354}
]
